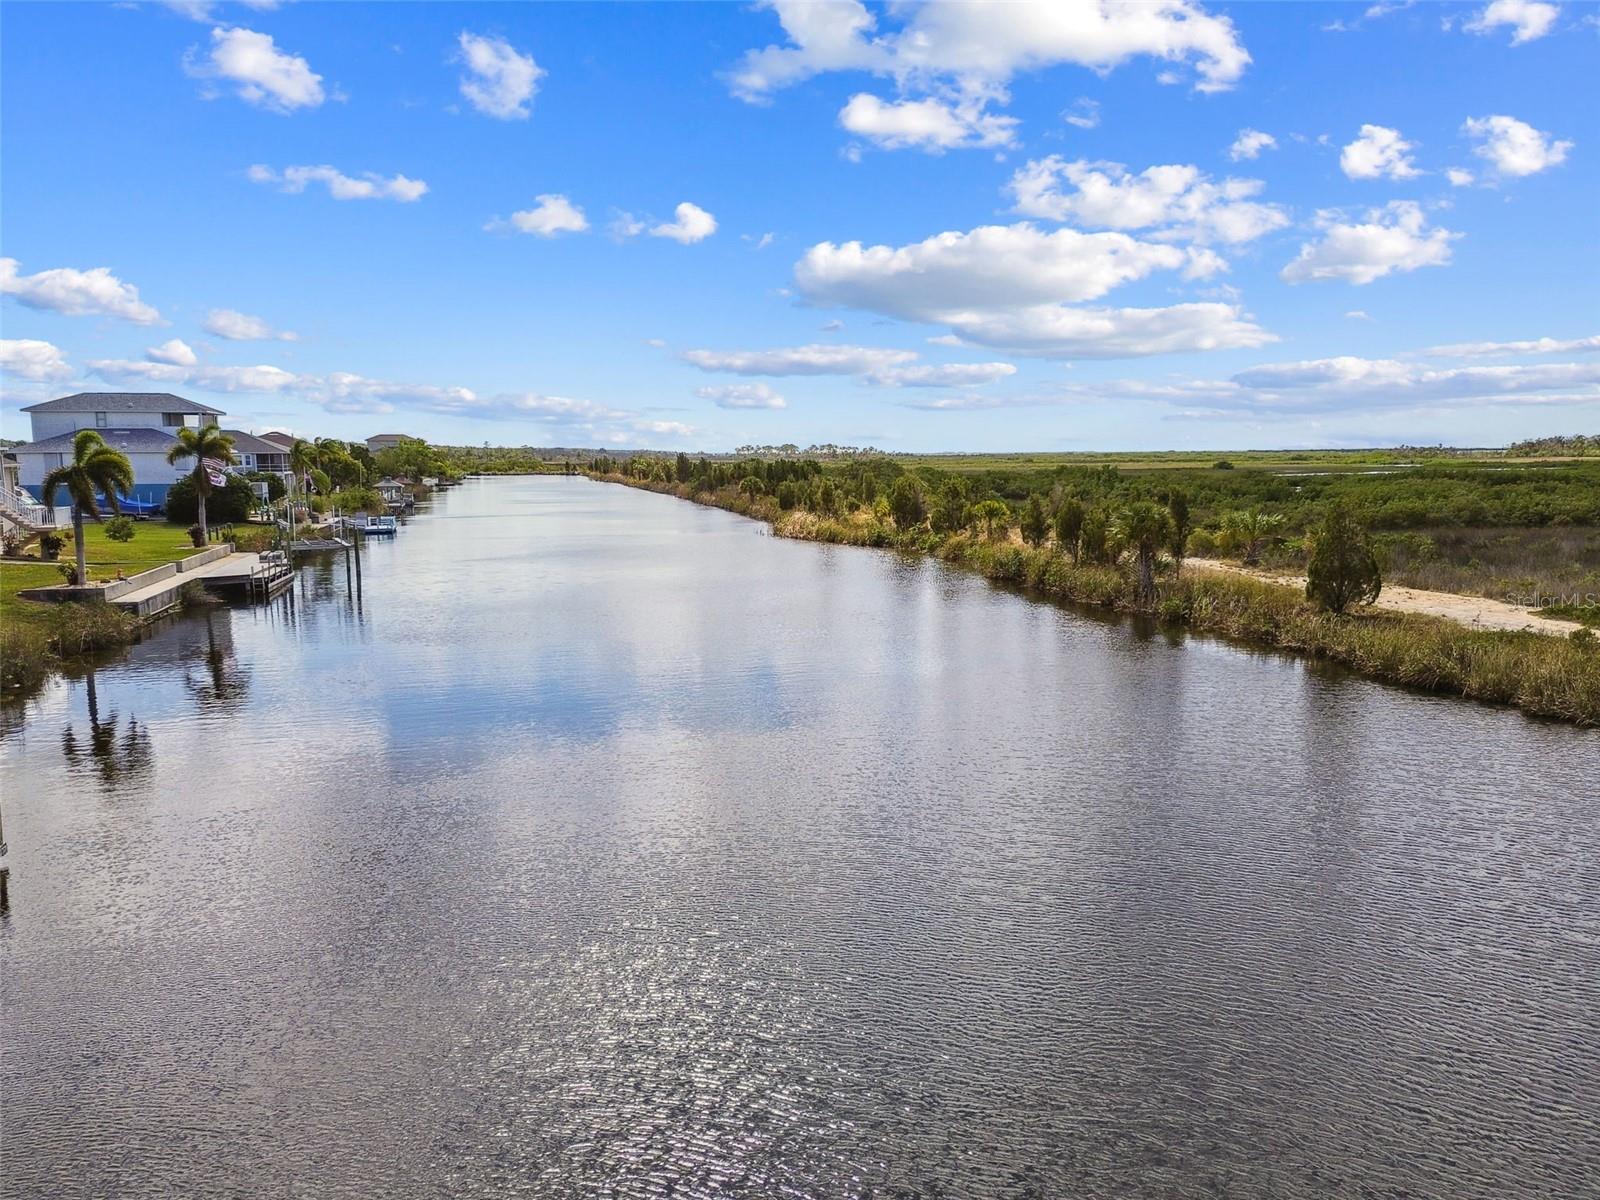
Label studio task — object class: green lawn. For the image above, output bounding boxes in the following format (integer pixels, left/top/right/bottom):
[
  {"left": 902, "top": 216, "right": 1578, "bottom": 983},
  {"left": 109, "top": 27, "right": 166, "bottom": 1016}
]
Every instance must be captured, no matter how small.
[
  {"left": 1, "top": 520, "right": 210, "bottom": 631},
  {"left": 1, "top": 561, "right": 62, "bottom": 631}
]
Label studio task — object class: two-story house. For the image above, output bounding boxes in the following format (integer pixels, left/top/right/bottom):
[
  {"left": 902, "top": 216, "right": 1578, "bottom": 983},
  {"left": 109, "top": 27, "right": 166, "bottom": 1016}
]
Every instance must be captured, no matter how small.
[
  {"left": 224, "top": 430, "right": 292, "bottom": 480},
  {"left": 11, "top": 392, "right": 225, "bottom": 508}
]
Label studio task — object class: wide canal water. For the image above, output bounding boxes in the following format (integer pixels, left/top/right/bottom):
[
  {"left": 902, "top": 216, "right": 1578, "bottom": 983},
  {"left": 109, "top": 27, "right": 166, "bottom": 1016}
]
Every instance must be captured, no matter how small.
[{"left": 2, "top": 476, "right": 1597, "bottom": 1198}]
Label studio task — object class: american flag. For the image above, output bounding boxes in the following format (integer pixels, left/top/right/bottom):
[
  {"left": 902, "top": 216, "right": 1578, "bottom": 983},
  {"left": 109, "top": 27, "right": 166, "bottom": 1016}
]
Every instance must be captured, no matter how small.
[{"left": 203, "top": 458, "right": 228, "bottom": 487}]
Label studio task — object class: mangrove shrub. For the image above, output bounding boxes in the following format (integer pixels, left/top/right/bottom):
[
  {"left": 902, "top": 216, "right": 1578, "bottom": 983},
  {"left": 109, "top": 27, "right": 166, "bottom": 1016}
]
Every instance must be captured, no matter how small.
[
  {"left": 1020, "top": 495, "right": 1049, "bottom": 547},
  {"left": 1306, "top": 501, "right": 1383, "bottom": 613}
]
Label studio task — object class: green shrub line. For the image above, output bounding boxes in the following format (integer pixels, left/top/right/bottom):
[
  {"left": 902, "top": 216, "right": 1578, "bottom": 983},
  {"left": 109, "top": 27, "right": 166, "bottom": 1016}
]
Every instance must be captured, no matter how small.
[{"left": 592, "top": 472, "right": 1600, "bottom": 727}]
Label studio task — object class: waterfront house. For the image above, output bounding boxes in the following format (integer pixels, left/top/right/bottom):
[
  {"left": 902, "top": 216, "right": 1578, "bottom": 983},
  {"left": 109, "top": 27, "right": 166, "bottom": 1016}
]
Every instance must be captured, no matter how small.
[
  {"left": 366, "top": 433, "right": 410, "bottom": 454},
  {"left": 10, "top": 392, "right": 224, "bottom": 508},
  {"left": 225, "top": 430, "right": 293, "bottom": 482},
  {"left": 374, "top": 477, "right": 409, "bottom": 507},
  {"left": 259, "top": 431, "right": 297, "bottom": 452}
]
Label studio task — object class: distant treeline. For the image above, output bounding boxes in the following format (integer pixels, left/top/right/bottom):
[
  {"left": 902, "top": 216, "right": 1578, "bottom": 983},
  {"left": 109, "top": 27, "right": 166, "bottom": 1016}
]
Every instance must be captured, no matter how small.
[
  {"left": 733, "top": 443, "right": 883, "bottom": 459},
  {"left": 436, "top": 445, "right": 575, "bottom": 474},
  {"left": 1505, "top": 434, "right": 1598, "bottom": 458},
  {"left": 592, "top": 452, "right": 1600, "bottom": 533}
]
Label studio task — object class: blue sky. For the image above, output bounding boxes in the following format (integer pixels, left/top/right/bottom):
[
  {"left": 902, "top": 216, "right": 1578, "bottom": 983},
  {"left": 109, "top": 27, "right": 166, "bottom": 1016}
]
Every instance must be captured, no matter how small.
[{"left": 1, "top": 0, "right": 1596, "bottom": 452}]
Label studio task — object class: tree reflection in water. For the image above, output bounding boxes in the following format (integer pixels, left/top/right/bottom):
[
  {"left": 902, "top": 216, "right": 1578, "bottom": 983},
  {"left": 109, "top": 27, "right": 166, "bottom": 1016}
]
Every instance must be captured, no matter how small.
[
  {"left": 61, "top": 668, "right": 154, "bottom": 792},
  {"left": 184, "top": 608, "right": 251, "bottom": 712}
]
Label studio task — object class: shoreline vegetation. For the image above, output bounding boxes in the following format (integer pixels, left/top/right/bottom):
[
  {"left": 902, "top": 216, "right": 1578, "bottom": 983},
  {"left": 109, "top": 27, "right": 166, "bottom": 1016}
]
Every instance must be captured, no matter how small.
[
  {"left": 1, "top": 523, "right": 236, "bottom": 696},
  {"left": 584, "top": 460, "right": 1600, "bottom": 727},
  {"left": 2, "top": 433, "right": 460, "bottom": 698}
]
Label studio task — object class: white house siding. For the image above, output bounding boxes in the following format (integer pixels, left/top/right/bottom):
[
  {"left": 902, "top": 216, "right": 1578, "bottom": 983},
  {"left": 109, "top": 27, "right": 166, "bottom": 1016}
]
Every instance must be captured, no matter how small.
[{"left": 28, "top": 410, "right": 201, "bottom": 440}]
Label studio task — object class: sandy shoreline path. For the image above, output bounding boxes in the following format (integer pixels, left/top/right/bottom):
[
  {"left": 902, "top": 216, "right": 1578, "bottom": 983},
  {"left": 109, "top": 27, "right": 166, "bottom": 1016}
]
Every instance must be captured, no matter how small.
[{"left": 1186, "top": 559, "right": 1585, "bottom": 637}]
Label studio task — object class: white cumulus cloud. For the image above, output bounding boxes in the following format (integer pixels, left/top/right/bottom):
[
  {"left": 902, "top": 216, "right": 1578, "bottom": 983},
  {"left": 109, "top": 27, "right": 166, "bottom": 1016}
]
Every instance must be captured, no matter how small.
[
  {"left": 795, "top": 222, "right": 1273, "bottom": 359},
  {"left": 79, "top": 351, "right": 694, "bottom": 440},
  {"left": 187, "top": 26, "right": 325, "bottom": 112},
  {"left": 870, "top": 362, "right": 1018, "bottom": 387},
  {"left": 0, "top": 258, "right": 162, "bottom": 325},
  {"left": 1463, "top": 114, "right": 1572, "bottom": 177},
  {"left": 729, "top": 0, "right": 1251, "bottom": 103},
  {"left": 695, "top": 383, "right": 788, "bottom": 409},
  {"left": 1340, "top": 124, "right": 1420, "bottom": 180},
  {"left": 203, "top": 308, "right": 297, "bottom": 341},
  {"left": 457, "top": 32, "right": 543, "bottom": 119},
  {"left": 1280, "top": 202, "right": 1458, "bottom": 286},
  {"left": 798, "top": 223, "right": 1189, "bottom": 313},
  {"left": 146, "top": 338, "right": 199, "bottom": 366},
  {"left": 1076, "top": 352, "right": 1600, "bottom": 419},
  {"left": 0, "top": 338, "right": 74, "bottom": 381},
  {"left": 89, "top": 358, "right": 305, "bottom": 395},
  {"left": 1007, "top": 157, "right": 1288, "bottom": 244},
  {"left": 1228, "top": 128, "right": 1277, "bottom": 161},
  {"left": 247, "top": 164, "right": 428, "bottom": 202},
  {"left": 1063, "top": 98, "right": 1100, "bottom": 129},
  {"left": 1464, "top": 0, "right": 1560, "bottom": 44},
  {"left": 920, "top": 302, "right": 1274, "bottom": 360},
  {"left": 838, "top": 92, "right": 1017, "bottom": 152},
  {"left": 494, "top": 194, "right": 590, "bottom": 237},
  {"left": 650, "top": 202, "right": 718, "bottom": 244},
  {"left": 1424, "top": 333, "right": 1600, "bottom": 357},
  {"left": 683, "top": 344, "right": 916, "bottom": 376}
]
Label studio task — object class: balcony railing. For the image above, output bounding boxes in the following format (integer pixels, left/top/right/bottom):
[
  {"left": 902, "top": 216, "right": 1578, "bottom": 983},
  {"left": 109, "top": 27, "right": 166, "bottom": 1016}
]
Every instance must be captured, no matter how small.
[{"left": 0, "top": 486, "right": 69, "bottom": 530}]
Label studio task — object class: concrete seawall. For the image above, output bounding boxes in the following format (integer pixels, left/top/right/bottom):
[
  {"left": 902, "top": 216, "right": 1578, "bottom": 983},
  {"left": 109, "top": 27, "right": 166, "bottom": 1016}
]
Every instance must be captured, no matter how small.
[{"left": 17, "top": 543, "right": 237, "bottom": 616}]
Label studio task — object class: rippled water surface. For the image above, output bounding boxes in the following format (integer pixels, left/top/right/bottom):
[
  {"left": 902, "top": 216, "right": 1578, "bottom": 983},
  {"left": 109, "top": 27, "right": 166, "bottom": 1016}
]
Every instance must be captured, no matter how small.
[{"left": 3, "top": 476, "right": 1598, "bottom": 1198}]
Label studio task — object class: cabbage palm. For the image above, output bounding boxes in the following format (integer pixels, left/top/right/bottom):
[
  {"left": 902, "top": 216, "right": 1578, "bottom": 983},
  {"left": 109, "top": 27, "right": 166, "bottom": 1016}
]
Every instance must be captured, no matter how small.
[
  {"left": 1222, "top": 508, "right": 1285, "bottom": 566},
  {"left": 970, "top": 499, "right": 1010, "bottom": 540},
  {"left": 289, "top": 438, "right": 317, "bottom": 500},
  {"left": 166, "top": 424, "right": 236, "bottom": 541},
  {"left": 40, "top": 430, "right": 135, "bottom": 586},
  {"left": 1114, "top": 500, "right": 1173, "bottom": 608}
]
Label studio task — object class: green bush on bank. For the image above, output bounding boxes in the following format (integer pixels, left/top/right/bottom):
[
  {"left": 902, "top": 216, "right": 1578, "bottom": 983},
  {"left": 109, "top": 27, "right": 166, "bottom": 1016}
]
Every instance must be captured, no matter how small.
[{"left": 165, "top": 473, "right": 257, "bottom": 525}]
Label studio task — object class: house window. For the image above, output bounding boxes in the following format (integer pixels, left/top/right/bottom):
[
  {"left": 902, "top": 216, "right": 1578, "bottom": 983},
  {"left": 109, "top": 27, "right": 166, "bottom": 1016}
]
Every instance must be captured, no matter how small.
[
  {"left": 95, "top": 412, "right": 108, "bottom": 427},
  {"left": 163, "top": 413, "right": 186, "bottom": 427}
]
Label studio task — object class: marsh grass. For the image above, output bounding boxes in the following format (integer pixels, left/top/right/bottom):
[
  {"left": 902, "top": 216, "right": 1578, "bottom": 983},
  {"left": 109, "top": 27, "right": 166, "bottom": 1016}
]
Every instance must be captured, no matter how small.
[{"left": 1374, "top": 526, "right": 1600, "bottom": 604}]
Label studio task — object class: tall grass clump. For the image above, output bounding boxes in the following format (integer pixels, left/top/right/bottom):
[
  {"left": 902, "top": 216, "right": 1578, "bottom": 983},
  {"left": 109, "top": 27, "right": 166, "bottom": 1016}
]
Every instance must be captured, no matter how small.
[
  {"left": 1, "top": 624, "right": 53, "bottom": 694},
  {"left": 45, "top": 601, "right": 140, "bottom": 657}
]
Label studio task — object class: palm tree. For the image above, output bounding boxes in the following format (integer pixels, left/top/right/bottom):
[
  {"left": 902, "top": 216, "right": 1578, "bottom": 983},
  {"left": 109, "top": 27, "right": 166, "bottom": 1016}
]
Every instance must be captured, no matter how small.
[
  {"left": 970, "top": 499, "right": 1010, "bottom": 540},
  {"left": 1114, "top": 500, "right": 1173, "bottom": 608},
  {"left": 1222, "top": 508, "right": 1285, "bottom": 566},
  {"left": 289, "top": 438, "right": 317, "bottom": 501},
  {"left": 166, "top": 424, "right": 236, "bottom": 541},
  {"left": 40, "top": 430, "right": 135, "bottom": 586}
]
